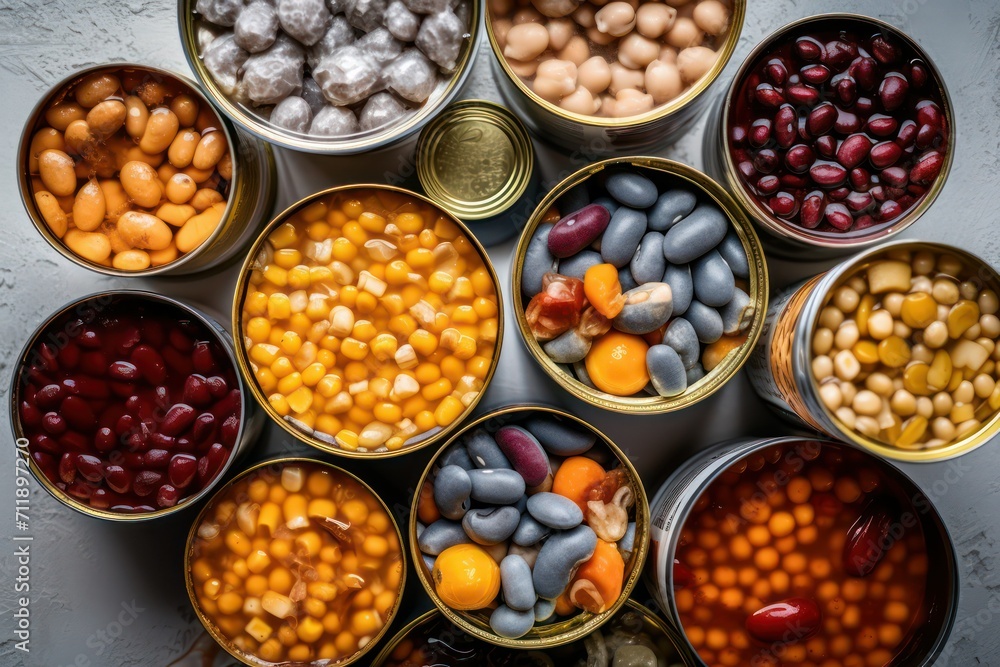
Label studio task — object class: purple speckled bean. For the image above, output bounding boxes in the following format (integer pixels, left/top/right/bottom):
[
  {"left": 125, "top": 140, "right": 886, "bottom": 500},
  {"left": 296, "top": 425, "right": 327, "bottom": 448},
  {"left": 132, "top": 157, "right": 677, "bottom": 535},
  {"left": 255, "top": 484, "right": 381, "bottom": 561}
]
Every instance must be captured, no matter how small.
[
  {"left": 547, "top": 204, "right": 611, "bottom": 258},
  {"left": 495, "top": 426, "right": 550, "bottom": 487}
]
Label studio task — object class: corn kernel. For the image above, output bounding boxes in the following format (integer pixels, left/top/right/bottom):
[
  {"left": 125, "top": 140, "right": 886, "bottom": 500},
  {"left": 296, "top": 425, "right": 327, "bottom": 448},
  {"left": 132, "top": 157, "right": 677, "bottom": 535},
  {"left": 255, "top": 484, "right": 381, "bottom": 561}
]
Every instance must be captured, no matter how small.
[
  {"left": 358, "top": 211, "right": 387, "bottom": 233},
  {"left": 374, "top": 402, "right": 402, "bottom": 423},
  {"left": 245, "top": 617, "right": 274, "bottom": 643},
  {"left": 317, "top": 348, "right": 337, "bottom": 366},
  {"left": 415, "top": 410, "right": 437, "bottom": 431},
  {"left": 396, "top": 212, "right": 424, "bottom": 233},
  {"left": 332, "top": 237, "right": 357, "bottom": 262},
  {"left": 307, "top": 220, "right": 332, "bottom": 241},
  {"left": 277, "top": 372, "right": 303, "bottom": 395},
  {"left": 341, "top": 337, "right": 369, "bottom": 360},
  {"left": 441, "top": 355, "right": 465, "bottom": 384},
  {"left": 429, "top": 271, "right": 455, "bottom": 293},
  {"left": 409, "top": 330, "right": 438, "bottom": 356},
  {"left": 246, "top": 317, "right": 272, "bottom": 344},
  {"left": 255, "top": 368, "right": 277, "bottom": 392},
  {"left": 335, "top": 429, "right": 359, "bottom": 450},
  {"left": 315, "top": 414, "right": 342, "bottom": 435},
  {"left": 343, "top": 221, "right": 367, "bottom": 246},
  {"left": 473, "top": 297, "right": 498, "bottom": 319},
  {"left": 269, "top": 356, "right": 293, "bottom": 379},
  {"left": 263, "top": 265, "right": 288, "bottom": 287},
  {"left": 269, "top": 222, "right": 299, "bottom": 249},
  {"left": 434, "top": 396, "right": 465, "bottom": 426},
  {"left": 247, "top": 549, "right": 271, "bottom": 573},
  {"left": 386, "top": 260, "right": 411, "bottom": 285},
  {"left": 422, "top": 378, "right": 453, "bottom": 401},
  {"left": 278, "top": 331, "right": 302, "bottom": 355},
  {"left": 352, "top": 320, "right": 378, "bottom": 342},
  {"left": 251, "top": 343, "right": 280, "bottom": 366},
  {"left": 395, "top": 344, "right": 418, "bottom": 369},
  {"left": 471, "top": 267, "right": 494, "bottom": 296},
  {"left": 370, "top": 333, "right": 398, "bottom": 361},
  {"left": 339, "top": 285, "right": 358, "bottom": 308},
  {"left": 452, "top": 305, "right": 477, "bottom": 324},
  {"left": 274, "top": 248, "right": 302, "bottom": 269},
  {"left": 287, "top": 386, "right": 313, "bottom": 413},
  {"left": 392, "top": 374, "right": 420, "bottom": 400}
]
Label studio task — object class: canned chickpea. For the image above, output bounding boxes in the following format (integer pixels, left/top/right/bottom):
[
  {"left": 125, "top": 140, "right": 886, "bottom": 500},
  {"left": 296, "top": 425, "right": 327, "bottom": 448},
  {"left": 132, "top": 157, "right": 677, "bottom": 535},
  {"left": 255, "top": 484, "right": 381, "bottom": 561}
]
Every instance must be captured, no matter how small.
[{"left": 18, "top": 63, "right": 276, "bottom": 276}]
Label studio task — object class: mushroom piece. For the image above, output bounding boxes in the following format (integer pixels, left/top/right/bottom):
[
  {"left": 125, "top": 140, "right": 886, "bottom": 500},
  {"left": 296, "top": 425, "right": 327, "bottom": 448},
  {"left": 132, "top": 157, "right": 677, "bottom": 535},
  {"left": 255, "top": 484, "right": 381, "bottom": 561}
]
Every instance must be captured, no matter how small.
[{"left": 586, "top": 484, "right": 633, "bottom": 542}]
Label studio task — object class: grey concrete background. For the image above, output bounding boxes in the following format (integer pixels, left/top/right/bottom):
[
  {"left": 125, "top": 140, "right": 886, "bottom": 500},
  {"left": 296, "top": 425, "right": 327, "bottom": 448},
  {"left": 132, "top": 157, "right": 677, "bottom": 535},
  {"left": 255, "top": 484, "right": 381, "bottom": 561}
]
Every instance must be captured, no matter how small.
[{"left": 1, "top": 0, "right": 999, "bottom": 665}]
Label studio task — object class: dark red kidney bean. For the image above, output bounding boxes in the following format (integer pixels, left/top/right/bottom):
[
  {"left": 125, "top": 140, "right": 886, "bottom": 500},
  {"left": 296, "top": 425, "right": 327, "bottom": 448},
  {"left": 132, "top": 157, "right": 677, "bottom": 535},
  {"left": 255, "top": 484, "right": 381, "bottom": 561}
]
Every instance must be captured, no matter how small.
[
  {"left": 148, "top": 432, "right": 177, "bottom": 450},
  {"left": 66, "top": 481, "right": 94, "bottom": 500},
  {"left": 800, "top": 192, "right": 825, "bottom": 228},
  {"left": 115, "top": 413, "right": 136, "bottom": 436},
  {"left": 825, "top": 203, "right": 853, "bottom": 230},
  {"left": 879, "top": 74, "right": 909, "bottom": 112},
  {"left": 881, "top": 166, "right": 909, "bottom": 187},
  {"left": 753, "top": 149, "right": 779, "bottom": 174},
  {"left": 756, "top": 174, "right": 780, "bottom": 195},
  {"left": 910, "top": 150, "right": 944, "bottom": 183},
  {"left": 79, "top": 350, "right": 108, "bottom": 376},
  {"left": 784, "top": 144, "right": 815, "bottom": 173},
  {"left": 916, "top": 100, "right": 942, "bottom": 128},
  {"left": 76, "top": 454, "right": 104, "bottom": 482},
  {"left": 780, "top": 173, "right": 810, "bottom": 189},
  {"left": 105, "top": 465, "right": 130, "bottom": 494},
  {"left": 836, "top": 77, "right": 858, "bottom": 106},
  {"left": 851, "top": 56, "right": 879, "bottom": 90},
  {"left": 871, "top": 34, "right": 901, "bottom": 64},
  {"left": 36, "top": 384, "right": 64, "bottom": 409},
  {"left": 94, "top": 427, "right": 117, "bottom": 452},
  {"left": 810, "top": 162, "right": 848, "bottom": 187},
  {"left": 57, "top": 341, "right": 81, "bottom": 370},
  {"left": 123, "top": 452, "right": 145, "bottom": 468},
  {"left": 837, "top": 134, "right": 873, "bottom": 169},
  {"left": 769, "top": 192, "right": 799, "bottom": 218},
  {"left": 843, "top": 501, "right": 894, "bottom": 576},
  {"left": 870, "top": 185, "right": 887, "bottom": 202},
  {"left": 110, "top": 381, "right": 136, "bottom": 398},
  {"left": 107, "top": 361, "right": 140, "bottom": 382},
  {"left": 25, "top": 367, "right": 53, "bottom": 387},
  {"left": 805, "top": 102, "right": 836, "bottom": 136},
  {"left": 755, "top": 83, "right": 785, "bottom": 108},
  {"left": 827, "top": 187, "right": 850, "bottom": 202},
  {"left": 77, "top": 328, "right": 102, "bottom": 349},
  {"left": 161, "top": 345, "right": 194, "bottom": 377},
  {"left": 855, "top": 214, "right": 877, "bottom": 230},
  {"left": 42, "top": 412, "right": 67, "bottom": 436},
  {"left": 169, "top": 327, "right": 195, "bottom": 352},
  {"left": 114, "top": 325, "right": 142, "bottom": 355},
  {"left": 20, "top": 401, "right": 43, "bottom": 428},
  {"left": 169, "top": 454, "right": 198, "bottom": 488},
  {"left": 916, "top": 123, "right": 939, "bottom": 149},
  {"left": 773, "top": 105, "right": 797, "bottom": 148},
  {"left": 737, "top": 160, "right": 756, "bottom": 180},
  {"left": 140, "top": 319, "right": 165, "bottom": 347},
  {"left": 161, "top": 404, "right": 196, "bottom": 437},
  {"left": 878, "top": 200, "right": 904, "bottom": 221},
  {"left": 822, "top": 39, "right": 857, "bottom": 68},
  {"left": 855, "top": 97, "right": 874, "bottom": 115},
  {"left": 908, "top": 183, "right": 928, "bottom": 197},
  {"left": 210, "top": 388, "right": 241, "bottom": 420},
  {"left": 205, "top": 376, "right": 228, "bottom": 399},
  {"left": 765, "top": 58, "right": 788, "bottom": 85},
  {"left": 846, "top": 191, "right": 874, "bottom": 212},
  {"left": 885, "top": 186, "right": 906, "bottom": 199},
  {"left": 144, "top": 449, "right": 171, "bottom": 469},
  {"left": 746, "top": 598, "right": 822, "bottom": 643},
  {"left": 897, "top": 194, "right": 915, "bottom": 211},
  {"left": 730, "top": 124, "right": 747, "bottom": 146},
  {"left": 192, "top": 342, "right": 215, "bottom": 375},
  {"left": 133, "top": 470, "right": 164, "bottom": 497},
  {"left": 197, "top": 443, "right": 229, "bottom": 485},
  {"left": 896, "top": 120, "right": 918, "bottom": 147},
  {"left": 910, "top": 61, "right": 928, "bottom": 88},
  {"left": 157, "top": 484, "right": 180, "bottom": 508},
  {"left": 130, "top": 345, "right": 167, "bottom": 385},
  {"left": 61, "top": 376, "right": 110, "bottom": 400},
  {"left": 815, "top": 135, "right": 837, "bottom": 159},
  {"left": 835, "top": 109, "right": 861, "bottom": 135},
  {"left": 59, "top": 452, "right": 77, "bottom": 484},
  {"left": 90, "top": 488, "right": 112, "bottom": 510},
  {"left": 749, "top": 118, "right": 772, "bottom": 147},
  {"left": 127, "top": 432, "right": 149, "bottom": 452},
  {"left": 192, "top": 413, "right": 217, "bottom": 444},
  {"left": 870, "top": 141, "right": 903, "bottom": 169},
  {"left": 175, "top": 437, "right": 194, "bottom": 453},
  {"left": 786, "top": 84, "right": 819, "bottom": 106},
  {"left": 673, "top": 559, "right": 695, "bottom": 588},
  {"left": 800, "top": 64, "right": 830, "bottom": 84},
  {"left": 60, "top": 395, "right": 97, "bottom": 431},
  {"left": 221, "top": 414, "right": 240, "bottom": 448},
  {"left": 60, "top": 430, "right": 90, "bottom": 452},
  {"left": 794, "top": 36, "right": 823, "bottom": 61},
  {"left": 867, "top": 114, "right": 899, "bottom": 137}
]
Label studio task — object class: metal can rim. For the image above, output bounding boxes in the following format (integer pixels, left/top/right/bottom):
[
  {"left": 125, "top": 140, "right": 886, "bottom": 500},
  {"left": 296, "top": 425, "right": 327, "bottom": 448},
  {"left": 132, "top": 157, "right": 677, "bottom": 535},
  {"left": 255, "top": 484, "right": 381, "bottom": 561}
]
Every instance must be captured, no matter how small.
[
  {"left": 407, "top": 403, "right": 651, "bottom": 649},
  {"left": 792, "top": 239, "right": 1000, "bottom": 462},
  {"left": 718, "top": 12, "right": 956, "bottom": 251},
  {"left": 511, "top": 155, "right": 770, "bottom": 414},
  {"left": 415, "top": 99, "right": 534, "bottom": 221},
  {"left": 176, "top": 0, "right": 482, "bottom": 155},
  {"left": 182, "top": 455, "right": 408, "bottom": 667},
  {"left": 17, "top": 62, "right": 255, "bottom": 277},
  {"left": 8, "top": 289, "right": 254, "bottom": 521},
  {"left": 485, "top": 0, "right": 746, "bottom": 129},
  {"left": 231, "top": 183, "right": 505, "bottom": 459}
]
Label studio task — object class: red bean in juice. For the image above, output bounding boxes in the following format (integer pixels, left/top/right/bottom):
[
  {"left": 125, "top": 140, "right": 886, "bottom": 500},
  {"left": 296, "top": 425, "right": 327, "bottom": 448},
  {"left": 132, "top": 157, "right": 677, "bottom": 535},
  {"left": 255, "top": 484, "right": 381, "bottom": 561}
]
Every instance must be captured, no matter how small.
[{"left": 16, "top": 297, "right": 241, "bottom": 514}]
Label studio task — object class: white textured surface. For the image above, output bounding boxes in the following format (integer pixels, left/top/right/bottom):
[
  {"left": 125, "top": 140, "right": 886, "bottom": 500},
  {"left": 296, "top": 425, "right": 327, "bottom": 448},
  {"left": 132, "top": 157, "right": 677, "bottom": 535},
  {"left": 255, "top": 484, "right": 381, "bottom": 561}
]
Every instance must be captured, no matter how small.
[{"left": 1, "top": 1, "right": 1000, "bottom": 665}]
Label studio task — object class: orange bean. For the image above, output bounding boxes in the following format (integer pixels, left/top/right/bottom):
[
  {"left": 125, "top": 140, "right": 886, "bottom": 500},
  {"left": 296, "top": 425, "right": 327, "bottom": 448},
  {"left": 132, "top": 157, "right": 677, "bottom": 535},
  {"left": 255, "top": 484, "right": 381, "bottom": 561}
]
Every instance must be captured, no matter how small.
[
  {"left": 583, "top": 263, "right": 627, "bottom": 317},
  {"left": 551, "top": 456, "right": 607, "bottom": 513}
]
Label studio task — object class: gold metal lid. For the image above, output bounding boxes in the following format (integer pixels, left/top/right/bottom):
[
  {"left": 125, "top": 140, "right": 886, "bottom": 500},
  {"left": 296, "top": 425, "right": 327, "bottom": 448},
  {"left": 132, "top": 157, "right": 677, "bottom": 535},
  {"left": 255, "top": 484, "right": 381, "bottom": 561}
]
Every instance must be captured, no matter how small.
[{"left": 416, "top": 99, "right": 533, "bottom": 220}]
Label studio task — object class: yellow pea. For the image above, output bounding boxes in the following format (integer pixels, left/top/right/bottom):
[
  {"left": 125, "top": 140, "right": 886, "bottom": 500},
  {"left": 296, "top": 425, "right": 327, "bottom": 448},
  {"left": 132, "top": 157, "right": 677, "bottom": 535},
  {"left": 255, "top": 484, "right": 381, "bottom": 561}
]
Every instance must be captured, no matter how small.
[
  {"left": 112, "top": 249, "right": 151, "bottom": 271},
  {"left": 44, "top": 102, "right": 86, "bottom": 131},
  {"left": 157, "top": 202, "right": 196, "bottom": 227},
  {"left": 167, "top": 128, "right": 200, "bottom": 168},
  {"left": 119, "top": 160, "right": 163, "bottom": 208},
  {"left": 117, "top": 211, "right": 173, "bottom": 250},
  {"left": 85, "top": 99, "right": 126, "bottom": 139},
  {"left": 169, "top": 94, "right": 200, "bottom": 127},
  {"left": 72, "top": 179, "right": 106, "bottom": 232},
  {"left": 139, "top": 107, "right": 179, "bottom": 154},
  {"left": 28, "top": 128, "right": 66, "bottom": 173},
  {"left": 34, "top": 191, "right": 68, "bottom": 237},
  {"left": 192, "top": 130, "right": 226, "bottom": 170},
  {"left": 73, "top": 72, "right": 120, "bottom": 108},
  {"left": 64, "top": 229, "right": 111, "bottom": 263},
  {"left": 98, "top": 178, "right": 132, "bottom": 222},
  {"left": 175, "top": 201, "right": 225, "bottom": 253},
  {"left": 37, "top": 149, "right": 77, "bottom": 197},
  {"left": 124, "top": 95, "right": 149, "bottom": 139}
]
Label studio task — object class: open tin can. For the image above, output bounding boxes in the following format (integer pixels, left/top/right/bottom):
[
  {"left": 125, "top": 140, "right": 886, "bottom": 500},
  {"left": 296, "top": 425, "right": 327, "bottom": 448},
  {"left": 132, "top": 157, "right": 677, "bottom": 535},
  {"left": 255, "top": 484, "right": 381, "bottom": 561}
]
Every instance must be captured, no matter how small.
[
  {"left": 18, "top": 63, "right": 276, "bottom": 276},
  {"left": 512, "top": 156, "right": 768, "bottom": 414},
  {"left": 647, "top": 436, "right": 958, "bottom": 666},
  {"left": 410, "top": 404, "right": 649, "bottom": 649},
  {"left": 704, "top": 13, "right": 954, "bottom": 258},
  {"left": 747, "top": 240, "right": 1000, "bottom": 462},
  {"left": 9, "top": 290, "right": 262, "bottom": 521}
]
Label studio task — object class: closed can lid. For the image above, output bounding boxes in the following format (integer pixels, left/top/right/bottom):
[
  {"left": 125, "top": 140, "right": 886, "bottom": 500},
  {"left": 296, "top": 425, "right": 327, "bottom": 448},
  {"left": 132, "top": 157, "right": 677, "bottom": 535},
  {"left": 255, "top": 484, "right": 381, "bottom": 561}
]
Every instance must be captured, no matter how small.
[{"left": 416, "top": 99, "right": 534, "bottom": 221}]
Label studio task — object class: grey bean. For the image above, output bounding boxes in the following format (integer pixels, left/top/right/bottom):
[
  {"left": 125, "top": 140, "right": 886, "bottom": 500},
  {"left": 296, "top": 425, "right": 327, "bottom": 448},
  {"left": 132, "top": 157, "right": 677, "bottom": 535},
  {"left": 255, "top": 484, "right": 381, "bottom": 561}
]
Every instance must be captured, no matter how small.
[
  {"left": 717, "top": 228, "right": 750, "bottom": 279},
  {"left": 515, "top": 494, "right": 528, "bottom": 514},
  {"left": 439, "top": 444, "right": 473, "bottom": 470},
  {"left": 500, "top": 555, "right": 537, "bottom": 611},
  {"left": 463, "top": 506, "right": 521, "bottom": 545},
  {"left": 558, "top": 250, "right": 603, "bottom": 280},
  {"left": 601, "top": 207, "right": 647, "bottom": 268},
  {"left": 533, "top": 524, "right": 597, "bottom": 599},
  {"left": 648, "top": 188, "right": 698, "bottom": 231},
  {"left": 662, "top": 318, "right": 700, "bottom": 369},
  {"left": 523, "top": 417, "right": 596, "bottom": 456},
  {"left": 647, "top": 344, "right": 687, "bottom": 397},
  {"left": 468, "top": 469, "right": 526, "bottom": 505},
  {"left": 534, "top": 597, "right": 556, "bottom": 622},
  {"left": 527, "top": 492, "right": 583, "bottom": 529},
  {"left": 495, "top": 425, "right": 551, "bottom": 488},
  {"left": 720, "top": 287, "right": 753, "bottom": 335},
  {"left": 490, "top": 604, "right": 536, "bottom": 639},
  {"left": 691, "top": 249, "right": 736, "bottom": 307},
  {"left": 662, "top": 204, "right": 728, "bottom": 264},
  {"left": 422, "top": 554, "right": 436, "bottom": 572},
  {"left": 613, "top": 645, "right": 658, "bottom": 667},
  {"left": 662, "top": 263, "right": 693, "bottom": 315},
  {"left": 613, "top": 283, "right": 673, "bottom": 334},
  {"left": 687, "top": 363, "right": 705, "bottom": 384},
  {"left": 464, "top": 429, "right": 511, "bottom": 469},
  {"left": 418, "top": 519, "right": 470, "bottom": 555},
  {"left": 618, "top": 266, "right": 639, "bottom": 292},
  {"left": 573, "top": 360, "right": 597, "bottom": 388},
  {"left": 593, "top": 195, "right": 619, "bottom": 216},
  {"left": 434, "top": 465, "right": 471, "bottom": 520},
  {"left": 543, "top": 329, "right": 592, "bottom": 364},
  {"left": 521, "top": 223, "right": 557, "bottom": 297},
  {"left": 513, "top": 513, "right": 551, "bottom": 546},
  {"left": 620, "top": 522, "right": 636, "bottom": 559},
  {"left": 686, "top": 300, "right": 724, "bottom": 343},
  {"left": 605, "top": 170, "right": 658, "bottom": 208},
  {"left": 630, "top": 231, "right": 666, "bottom": 284}
]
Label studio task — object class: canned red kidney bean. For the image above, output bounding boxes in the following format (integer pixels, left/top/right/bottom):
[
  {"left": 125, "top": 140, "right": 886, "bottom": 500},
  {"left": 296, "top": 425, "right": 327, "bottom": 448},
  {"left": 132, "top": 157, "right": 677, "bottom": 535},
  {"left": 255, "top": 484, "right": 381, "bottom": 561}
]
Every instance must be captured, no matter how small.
[
  {"left": 15, "top": 295, "right": 241, "bottom": 514},
  {"left": 728, "top": 18, "right": 949, "bottom": 235},
  {"left": 674, "top": 440, "right": 930, "bottom": 667}
]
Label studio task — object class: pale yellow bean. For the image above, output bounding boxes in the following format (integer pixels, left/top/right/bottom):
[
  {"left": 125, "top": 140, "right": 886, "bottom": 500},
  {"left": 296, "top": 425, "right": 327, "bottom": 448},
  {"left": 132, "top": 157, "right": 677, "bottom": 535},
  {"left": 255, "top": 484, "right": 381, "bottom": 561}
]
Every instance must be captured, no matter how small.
[
  {"left": 73, "top": 179, "right": 106, "bottom": 231},
  {"left": 28, "top": 128, "right": 65, "bottom": 173},
  {"left": 149, "top": 242, "right": 179, "bottom": 267},
  {"left": 176, "top": 202, "right": 226, "bottom": 253},
  {"left": 504, "top": 23, "right": 549, "bottom": 61},
  {"left": 578, "top": 56, "right": 612, "bottom": 95},
  {"left": 38, "top": 149, "right": 77, "bottom": 197},
  {"left": 124, "top": 96, "right": 149, "bottom": 139},
  {"left": 645, "top": 59, "right": 683, "bottom": 103},
  {"left": 119, "top": 160, "right": 163, "bottom": 208},
  {"left": 139, "top": 107, "right": 180, "bottom": 155},
  {"left": 676, "top": 46, "right": 717, "bottom": 84},
  {"left": 191, "top": 188, "right": 224, "bottom": 211},
  {"left": 86, "top": 100, "right": 127, "bottom": 139},
  {"left": 168, "top": 129, "right": 200, "bottom": 168},
  {"left": 64, "top": 229, "right": 112, "bottom": 262},
  {"left": 99, "top": 178, "right": 132, "bottom": 222},
  {"left": 117, "top": 211, "right": 173, "bottom": 250},
  {"left": 192, "top": 131, "right": 227, "bottom": 170},
  {"left": 157, "top": 202, "right": 196, "bottom": 227},
  {"left": 166, "top": 173, "right": 198, "bottom": 204},
  {"left": 74, "top": 72, "right": 121, "bottom": 108},
  {"left": 112, "top": 249, "right": 152, "bottom": 271},
  {"left": 636, "top": 3, "right": 677, "bottom": 38},
  {"left": 170, "top": 94, "right": 200, "bottom": 127},
  {"left": 44, "top": 102, "right": 86, "bottom": 131},
  {"left": 692, "top": 0, "right": 729, "bottom": 35},
  {"left": 34, "top": 191, "right": 68, "bottom": 237}
]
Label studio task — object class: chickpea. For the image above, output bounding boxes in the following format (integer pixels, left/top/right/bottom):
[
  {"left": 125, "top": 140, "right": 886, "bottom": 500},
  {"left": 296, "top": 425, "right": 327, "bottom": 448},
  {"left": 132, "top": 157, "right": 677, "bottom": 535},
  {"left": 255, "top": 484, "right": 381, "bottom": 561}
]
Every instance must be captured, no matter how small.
[
  {"left": 618, "top": 32, "right": 661, "bottom": 69},
  {"left": 504, "top": 22, "right": 550, "bottom": 60},
  {"left": 636, "top": 3, "right": 677, "bottom": 38},
  {"left": 608, "top": 62, "right": 645, "bottom": 95},
  {"left": 594, "top": 2, "right": 636, "bottom": 37},
  {"left": 612, "top": 88, "right": 654, "bottom": 117},
  {"left": 676, "top": 45, "right": 717, "bottom": 84},
  {"left": 530, "top": 0, "right": 582, "bottom": 18},
  {"left": 533, "top": 59, "right": 578, "bottom": 102},
  {"left": 664, "top": 16, "right": 704, "bottom": 49},
  {"left": 559, "top": 35, "right": 591, "bottom": 66},
  {"left": 692, "top": 0, "right": 729, "bottom": 36},
  {"left": 645, "top": 59, "right": 683, "bottom": 104},
  {"left": 559, "top": 85, "right": 601, "bottom": 114},
  {"left": 578, "top": 56, "right": 612, "bottom": 95},
  {"left": 545, "top": 18, "right": 576, "bottom": 50}
]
